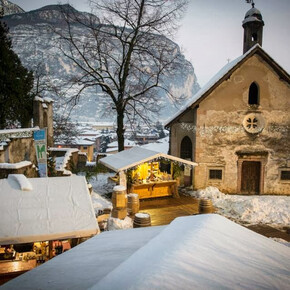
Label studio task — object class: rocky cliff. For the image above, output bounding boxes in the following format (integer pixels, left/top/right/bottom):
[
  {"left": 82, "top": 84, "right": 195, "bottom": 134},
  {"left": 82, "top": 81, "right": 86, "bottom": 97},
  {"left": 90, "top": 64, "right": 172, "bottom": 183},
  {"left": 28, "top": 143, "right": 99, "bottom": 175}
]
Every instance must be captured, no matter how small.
[
  {"left": 0, "top": 0, "right": 24, "bottom": 15},
  {"left": 3, "top": 4, "right": 200, "bottom": 122}
]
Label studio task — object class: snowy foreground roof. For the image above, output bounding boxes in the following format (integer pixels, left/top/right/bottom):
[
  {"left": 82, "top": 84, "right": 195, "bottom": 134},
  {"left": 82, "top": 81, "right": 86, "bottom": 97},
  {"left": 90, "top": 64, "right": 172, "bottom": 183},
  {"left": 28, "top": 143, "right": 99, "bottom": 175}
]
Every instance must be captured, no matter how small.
[
  {"left": 3, "top": 215, "right": 290, "bottom": 290},
  {"left": 0, "top": 175, "right": 98, "bottom": 245},
  {"left": 100, "top": 146, "right": 198, "bottom": 172}
]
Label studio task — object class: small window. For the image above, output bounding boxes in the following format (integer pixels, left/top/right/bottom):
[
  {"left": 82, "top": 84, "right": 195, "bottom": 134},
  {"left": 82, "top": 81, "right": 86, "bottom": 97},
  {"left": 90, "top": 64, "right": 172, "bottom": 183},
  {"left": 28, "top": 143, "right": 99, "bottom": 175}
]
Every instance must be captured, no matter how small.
[
  {"left": 209, "top": 169, "right": 222, "bottom": 180},
  {"left": 281, "top": 171, "right": 290, "bottom": 181},
  {"left": 83, "top": 146, "right": 88, "bottom": 150},
  {"left": 251, "top": 33, "right": 257, "bottom": 42},
  {"left": 248, "top": 82, "right": 259, "bottom": 105}
]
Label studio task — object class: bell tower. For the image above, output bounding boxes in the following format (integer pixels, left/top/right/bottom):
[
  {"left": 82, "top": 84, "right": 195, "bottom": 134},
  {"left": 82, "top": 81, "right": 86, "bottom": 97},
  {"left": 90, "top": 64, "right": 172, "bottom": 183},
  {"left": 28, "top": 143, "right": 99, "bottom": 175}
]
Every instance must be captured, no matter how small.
[{"left": 242, "top": 2, "right": 264, "bottom": 53}]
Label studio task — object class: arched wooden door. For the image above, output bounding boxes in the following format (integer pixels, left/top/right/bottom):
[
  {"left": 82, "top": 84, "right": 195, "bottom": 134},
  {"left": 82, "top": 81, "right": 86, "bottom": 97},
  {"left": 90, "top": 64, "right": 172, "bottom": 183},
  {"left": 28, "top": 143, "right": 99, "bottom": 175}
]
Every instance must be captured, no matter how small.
[
  {"left": 180, "top": 136, "right": 192, "bottom": 160},
  {"left": 180, "top": 136, "right": 192, "bottom": 186}
]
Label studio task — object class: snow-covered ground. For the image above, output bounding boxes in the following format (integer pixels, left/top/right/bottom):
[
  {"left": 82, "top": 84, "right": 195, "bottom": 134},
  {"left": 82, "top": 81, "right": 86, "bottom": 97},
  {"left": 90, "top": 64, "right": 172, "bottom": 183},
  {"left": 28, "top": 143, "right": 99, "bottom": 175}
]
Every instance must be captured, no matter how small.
[
  {"left": 88, "top": 172, "right": 289, "bottom": 234},
  {"left": 91, "top": 191, "right": 112, "bottom": 216},
  {"left": 89, "top": 172, "right": 115, "bottom": 196},
  {"left": 88, "top": 173, "right": 115, "bottom": 216},
  {"left": 188, "top": 186, "right": 290, "bottom": 226},
  {"left": 107, "top": 216, "right": 133, "bottom": 231}
]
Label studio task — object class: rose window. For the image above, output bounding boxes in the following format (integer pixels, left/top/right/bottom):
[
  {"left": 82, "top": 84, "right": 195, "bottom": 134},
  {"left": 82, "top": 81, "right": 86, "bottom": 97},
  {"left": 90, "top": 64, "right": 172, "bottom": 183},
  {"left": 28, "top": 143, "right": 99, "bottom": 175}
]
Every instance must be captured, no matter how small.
[{"left": 243, "top": 113, "right": 265, "bottom": 134}]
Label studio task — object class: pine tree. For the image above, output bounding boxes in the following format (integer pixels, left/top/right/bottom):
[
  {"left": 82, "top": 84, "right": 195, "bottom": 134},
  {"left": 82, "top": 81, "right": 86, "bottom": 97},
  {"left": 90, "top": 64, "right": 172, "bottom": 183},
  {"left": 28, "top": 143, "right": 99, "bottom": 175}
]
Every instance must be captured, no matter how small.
[
  {"left": 0, "top": 11, "right": 34, "bottom": 128},
  {"left": 47, "top": 155, "right": 57, "bottom": 177}
]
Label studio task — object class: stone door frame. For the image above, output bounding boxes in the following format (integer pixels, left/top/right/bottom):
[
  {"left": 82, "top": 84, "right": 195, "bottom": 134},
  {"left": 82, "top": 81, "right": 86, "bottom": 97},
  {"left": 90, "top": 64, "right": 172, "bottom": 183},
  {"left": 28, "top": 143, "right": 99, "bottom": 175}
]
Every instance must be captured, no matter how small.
[{"left": 237, "top": 153, "right": 267, "bottom": 194}]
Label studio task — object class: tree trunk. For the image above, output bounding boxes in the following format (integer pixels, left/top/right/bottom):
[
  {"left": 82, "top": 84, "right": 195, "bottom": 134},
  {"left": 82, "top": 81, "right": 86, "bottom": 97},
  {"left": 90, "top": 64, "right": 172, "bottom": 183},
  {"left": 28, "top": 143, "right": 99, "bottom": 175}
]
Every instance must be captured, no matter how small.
[{"left": 117, "top": 109, "right": 125, "bottom": 152}]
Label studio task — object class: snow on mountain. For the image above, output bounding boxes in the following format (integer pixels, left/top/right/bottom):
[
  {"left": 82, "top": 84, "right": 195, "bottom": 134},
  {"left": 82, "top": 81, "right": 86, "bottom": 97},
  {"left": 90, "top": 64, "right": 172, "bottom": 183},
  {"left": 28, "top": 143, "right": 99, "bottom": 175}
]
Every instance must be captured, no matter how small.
[
  {"left": 0, "top": 0, "right": 24, "bottom": 16},
  {"left": 3, "top": 4, "right": 200, "bottom": 122}
]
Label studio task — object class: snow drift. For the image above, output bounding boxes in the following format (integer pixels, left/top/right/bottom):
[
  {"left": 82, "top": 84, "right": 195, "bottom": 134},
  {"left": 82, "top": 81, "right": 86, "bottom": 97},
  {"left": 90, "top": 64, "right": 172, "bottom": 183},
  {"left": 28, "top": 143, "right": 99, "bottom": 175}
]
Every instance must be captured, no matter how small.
[{"left": 189, "top": 186, "right": 290, "bottom": 226}]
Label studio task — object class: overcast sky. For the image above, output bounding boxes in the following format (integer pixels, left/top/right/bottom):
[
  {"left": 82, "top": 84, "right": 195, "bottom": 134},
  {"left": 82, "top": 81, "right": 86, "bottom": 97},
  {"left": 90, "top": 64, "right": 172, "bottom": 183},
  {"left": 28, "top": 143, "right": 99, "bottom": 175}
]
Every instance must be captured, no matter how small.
[{"left": 12, "top": 0, "right": 290, "bottom": 86}]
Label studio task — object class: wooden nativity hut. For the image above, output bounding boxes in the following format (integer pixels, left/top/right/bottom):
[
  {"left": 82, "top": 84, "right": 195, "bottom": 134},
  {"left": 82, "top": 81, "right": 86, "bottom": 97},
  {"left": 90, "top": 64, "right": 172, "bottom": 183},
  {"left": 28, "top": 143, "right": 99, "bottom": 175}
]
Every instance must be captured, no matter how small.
[{"left": 100, "top": 147, "right": 198, "bottom": 199}]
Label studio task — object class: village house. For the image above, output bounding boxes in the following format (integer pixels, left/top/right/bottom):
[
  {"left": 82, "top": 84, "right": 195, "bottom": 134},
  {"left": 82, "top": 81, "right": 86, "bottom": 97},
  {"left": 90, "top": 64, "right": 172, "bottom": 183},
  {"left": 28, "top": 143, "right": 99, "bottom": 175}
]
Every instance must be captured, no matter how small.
[
  {"left": 55, "top": 138, "right": 95, "bottom": 162},
  {"left": 105, "top": 139, "right": 136, "bottom": 154},
  {"left": 166, "top": 5, "right": 290, "bottom": 195},
  {"left": 0, "top": 97, "right": 87, "bottom": 178},
  {"left": 0, "top": 97, "right": 54, "bottom": 178}
]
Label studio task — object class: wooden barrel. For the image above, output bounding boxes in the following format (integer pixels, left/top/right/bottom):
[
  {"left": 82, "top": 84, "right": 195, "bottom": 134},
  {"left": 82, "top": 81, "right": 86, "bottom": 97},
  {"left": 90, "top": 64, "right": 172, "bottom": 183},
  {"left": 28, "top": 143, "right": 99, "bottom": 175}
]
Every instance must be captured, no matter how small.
[
  {"left": 199, "top": 198, "right": 213, "bottom": 214},
  {"left": 112, "top": 185, "right": 127, "bottom": 209},
  {"left": 111, "top": 208, "right": 127, "bottom": 219},
  {"left": 127, "top": 193, "right": 140, "bottom": 215},
  {"left": 133, "top": 212, "right": 151, "bottom": 228}
]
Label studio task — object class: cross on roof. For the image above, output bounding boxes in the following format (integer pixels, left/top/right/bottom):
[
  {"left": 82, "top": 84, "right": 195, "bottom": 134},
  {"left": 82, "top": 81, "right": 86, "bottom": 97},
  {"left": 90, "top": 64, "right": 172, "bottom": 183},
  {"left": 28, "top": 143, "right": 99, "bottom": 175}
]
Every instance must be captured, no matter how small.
[{"left": 246, "top": 0, "right": 255, "bottom": 8}]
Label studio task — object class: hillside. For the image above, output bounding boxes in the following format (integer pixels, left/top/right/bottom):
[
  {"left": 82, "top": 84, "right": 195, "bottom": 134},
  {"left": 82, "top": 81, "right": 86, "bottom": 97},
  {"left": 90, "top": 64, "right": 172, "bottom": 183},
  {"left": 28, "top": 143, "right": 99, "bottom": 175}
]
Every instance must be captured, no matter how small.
[
  {"left": 3, "top": 4, "right": 200, "bottom": 122},
  {"left": 0, "top": 0, "right": 24, "bottom": 16}
]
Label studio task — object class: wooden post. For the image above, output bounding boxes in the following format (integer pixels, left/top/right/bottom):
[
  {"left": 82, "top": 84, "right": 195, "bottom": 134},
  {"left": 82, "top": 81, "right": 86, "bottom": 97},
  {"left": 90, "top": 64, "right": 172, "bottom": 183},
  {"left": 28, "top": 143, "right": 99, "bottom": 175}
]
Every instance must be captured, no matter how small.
[
  {"left": 48, "top": 241, "right": 53, "bottom": 259},
  {"left": 119, "top": 170, "right": 127, "bottom": 188}
]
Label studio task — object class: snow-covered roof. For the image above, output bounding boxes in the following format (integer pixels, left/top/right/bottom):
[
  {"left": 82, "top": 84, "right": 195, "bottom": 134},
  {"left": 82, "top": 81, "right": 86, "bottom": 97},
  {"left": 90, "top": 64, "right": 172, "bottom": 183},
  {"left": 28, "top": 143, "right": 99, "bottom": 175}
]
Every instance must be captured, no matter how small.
[
  {"left": 100, "top": 146, "right": 197, "bottom": 172},
  {"left": 49, "top": 148, "right": 79, "bottom": 153},
  {"left": 165, "top": 45, "right": 290, "bottom": 127},
  {"left": 243, "top": 6, "right": 263, "bottom": 24},
  {"left": 93, "top": 122, "right": 114, "bottom": 126},
  {"left": 0, "top": 161, "right": 32, "bottom": 169},
  {"left": 105, "top": 147, "right": 118, "bottom": 153},
  {"left": 0, "top": 175, "right": 98, "bottom": 245},
  {"left": 135, "top": 133, "right": 159, "bottom": 137},
  {"left": 43, "top": 97, "right": 53, "bottom": 103},
  {"left": 55, "top": 137, "right": 95, "bottom": 146},
  {"left": 4, "top": 215, "right": 290, "bottom": 289},
  {"left": 79, "top": 130, "right": 102, "bottom": 137},
  {"left": 72, "top": 138, "right": 95, "bottom": 146},
  {"left": 34, "top": 96, "right": 53, "bottom": 103},
  {"left": 141, "top": 136, "right": 169, "bottom": 154},
  {"left": 107, "top": 139, "right": 136, "bottom": 148},
  {"left": 0, "top": 127, "right": 39, "bottom": 136}
]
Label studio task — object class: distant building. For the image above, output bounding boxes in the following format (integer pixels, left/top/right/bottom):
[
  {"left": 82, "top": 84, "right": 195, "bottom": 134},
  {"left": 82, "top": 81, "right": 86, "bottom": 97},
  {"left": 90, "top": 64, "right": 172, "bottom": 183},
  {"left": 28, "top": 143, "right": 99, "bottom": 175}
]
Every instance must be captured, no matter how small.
[
  {"left": 91, "top": 122, "right": 115, "bottom": 131},
  {"left": 166, "top": 5, "right": 290, "bottom": 194},
  {"left": 55, "top": 138, "right": 95, "bottom": 162},
  {"left": 106, "top": 139, "right": 136, "bottom": 154},
  {"left": 134, "top": 133, "right": 160, "bottom": 145}
]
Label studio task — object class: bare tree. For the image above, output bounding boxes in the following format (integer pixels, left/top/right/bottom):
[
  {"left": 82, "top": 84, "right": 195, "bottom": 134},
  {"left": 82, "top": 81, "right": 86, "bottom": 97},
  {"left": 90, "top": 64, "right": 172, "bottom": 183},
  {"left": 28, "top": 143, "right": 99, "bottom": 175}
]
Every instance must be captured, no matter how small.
[{"left": 55, "top": 0, "right": 188, "bottom": 151}]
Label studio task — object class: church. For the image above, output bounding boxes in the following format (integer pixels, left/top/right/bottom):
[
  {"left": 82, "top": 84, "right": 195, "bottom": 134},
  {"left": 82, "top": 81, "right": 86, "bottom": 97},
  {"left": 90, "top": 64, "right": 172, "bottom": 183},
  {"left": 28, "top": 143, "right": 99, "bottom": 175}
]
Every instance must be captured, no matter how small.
[{"left": 166, "top": 4, "right": 290, "bottom": 195}]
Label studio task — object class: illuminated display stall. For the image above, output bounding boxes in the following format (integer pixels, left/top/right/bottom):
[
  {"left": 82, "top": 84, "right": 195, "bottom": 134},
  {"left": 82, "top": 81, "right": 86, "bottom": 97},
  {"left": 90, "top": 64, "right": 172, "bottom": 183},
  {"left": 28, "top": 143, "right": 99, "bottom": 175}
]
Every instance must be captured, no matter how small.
[{"left": 100, "top": 147, "right": 198, "bottom": 199}]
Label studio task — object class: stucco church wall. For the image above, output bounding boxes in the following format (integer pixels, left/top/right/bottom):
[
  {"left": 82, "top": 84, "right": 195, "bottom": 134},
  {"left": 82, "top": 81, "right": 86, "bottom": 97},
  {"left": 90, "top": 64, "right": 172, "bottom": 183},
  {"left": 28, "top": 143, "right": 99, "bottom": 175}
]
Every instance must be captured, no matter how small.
[
  {"left": 192, "top": 55, "right": 289, "bottom": 194},
  {"left": 170, "top": 109, "right": 196, "bottom": 159}
]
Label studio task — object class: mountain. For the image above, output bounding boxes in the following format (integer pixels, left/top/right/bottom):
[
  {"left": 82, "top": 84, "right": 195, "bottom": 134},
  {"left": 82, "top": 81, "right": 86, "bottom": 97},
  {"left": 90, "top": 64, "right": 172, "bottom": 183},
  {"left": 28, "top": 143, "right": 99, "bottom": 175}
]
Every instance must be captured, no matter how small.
[
  {"left": 0, "top": 0, "right": 24, "bottom": 15},
  {"left": 3, "top": 4, "right": 200, "bottom": 123}
]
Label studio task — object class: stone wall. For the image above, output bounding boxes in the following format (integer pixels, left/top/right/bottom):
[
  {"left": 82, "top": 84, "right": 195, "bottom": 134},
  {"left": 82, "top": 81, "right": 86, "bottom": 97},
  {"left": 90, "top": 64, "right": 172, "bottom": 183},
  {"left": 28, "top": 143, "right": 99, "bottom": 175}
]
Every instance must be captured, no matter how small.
[
  {"left": 170, "top": 107, "right": 196, "bottom": 159},
  {"left": 0, "top": 163, "right": 38, "bottom": 179},
  {"left": 6, "top": 137, "right": 37, "bottom": 164},
  {"left": 0, "top": 137, "right": 38, "bottom": 178}
]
